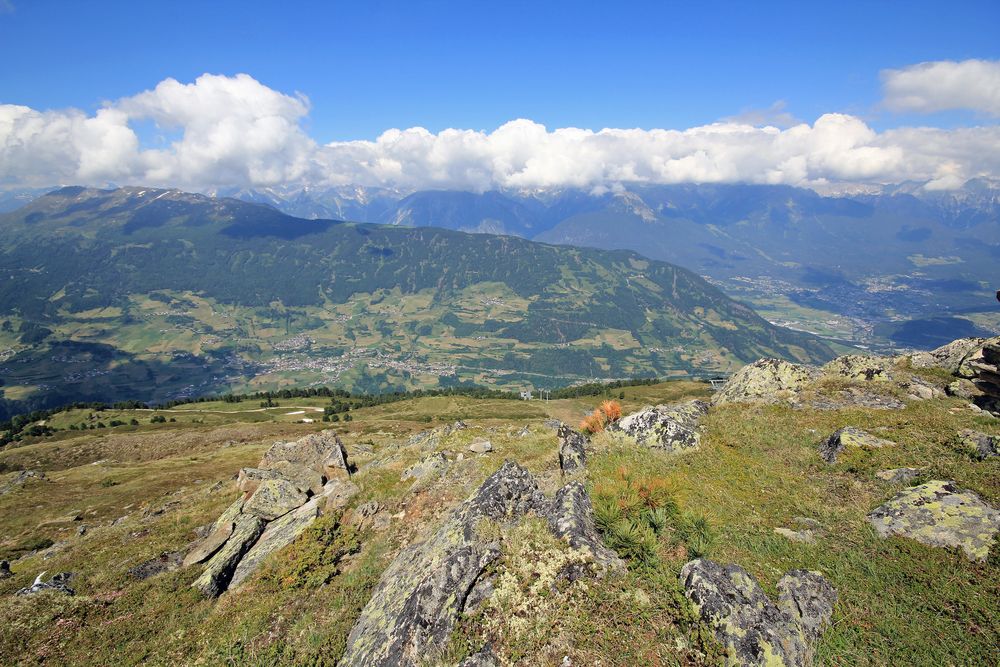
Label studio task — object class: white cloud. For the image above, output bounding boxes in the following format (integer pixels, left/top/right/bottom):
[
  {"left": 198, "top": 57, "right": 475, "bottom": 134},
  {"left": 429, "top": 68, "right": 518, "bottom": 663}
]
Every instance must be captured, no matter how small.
[
  {"left": 882, "top": 59, "right": 1000, "bottom": 116},
  {"left": 1, "top": 72, "right": 999, "bottom": 194}
]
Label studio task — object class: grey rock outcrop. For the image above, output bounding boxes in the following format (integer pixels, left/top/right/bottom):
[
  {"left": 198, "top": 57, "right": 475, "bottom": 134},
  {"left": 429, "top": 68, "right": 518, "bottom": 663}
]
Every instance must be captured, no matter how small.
[
  {"left": 819, "top": 427, "right": 894, "bottom": 464},
  {"left": 243, "top": 478, "right": 308, "bottom": 521},
  {"left": 956, "top": 429, "right": 999, "bottom": 460},
  {"left": 557, "top": 425, "right": 587, "bottom": 473},
  {"left": 968, "top": 338, "right": 1000, "bottom": 415},
  {"left": 230, "top": 497, "right": 321, "bottom": 589},
  {"left": 183, "top": 498, "right": 245, "bottom": 567},
  {"left": 680, "top": 559, "right": 835, "bottom": 667},
  {"left": 0, "top": 469, "right": 46, "bottom": 496},
  {"left": 822, "top": 355, "right": 895, "bottom": 382},
  {"left": 612, "top": 400, "right": 708, "bottom": 453},
  {"left": 184, "top": 430, "right": 355, "bottom": 596},
  {"left": 458, "top": 645, "right": 499, "bottom": 667},
  {"left": 17, "top": 572, "right": 75, "bottom": 596},
  {"left": 909, "top": 337, "right": 986, "bottom": 374},
  {"left": 192, "top": 513, "right": 266, "bottom": 597},
  {"left": 547, "top": 481, "right": 624, "bottom": 573},
  {"left": 340, "top": 461, "right": 546, "bottom": 666},
  {"left": 401, "top": 452, "right": 449, "bottom": 482},
  {"left": 713, "top": 359, "right": 819, "bottom": 406},
  {"left": 867, "top": 480, "right": 1000, "bottom": 561}
]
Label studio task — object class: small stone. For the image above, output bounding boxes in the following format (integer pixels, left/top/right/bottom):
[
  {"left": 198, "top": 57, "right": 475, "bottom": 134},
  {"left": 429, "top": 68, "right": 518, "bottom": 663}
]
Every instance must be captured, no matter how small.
[
  {"left": 468, "top": 438, "right": 493, "bottom": 454},
  {"left": 774, "top": 527, "right": 816, "bottom": 543},
  {"left": 875, "top": 467, "right": 921, "bottom": 484},
  {"left": 128, "top": 551, "right": 183, "bottom": 580},
  {"left": 819, "top": 427, "right": 894, "bottom": 464},
  {"left": 957, "top": 429, "right": 999, "bottom": 460}
]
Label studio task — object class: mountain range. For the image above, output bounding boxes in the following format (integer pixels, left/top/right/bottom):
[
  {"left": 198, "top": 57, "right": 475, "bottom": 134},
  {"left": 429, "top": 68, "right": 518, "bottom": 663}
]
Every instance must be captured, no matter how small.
[
  {"left": 0, "top": 186, "right": 833, "bottom": 419},
  {"left": 210, "top": 179, "right": 1000, "bottom": 346}
]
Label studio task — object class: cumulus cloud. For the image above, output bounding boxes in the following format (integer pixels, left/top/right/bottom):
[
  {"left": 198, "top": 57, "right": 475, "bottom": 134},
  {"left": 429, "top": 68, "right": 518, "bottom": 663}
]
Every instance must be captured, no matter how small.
[
  {"left": 882, "top": 59, "right": 1000, "bottom": 116},
  {"left": 1, "top": 72, "right": 999, "bottom": 193}
]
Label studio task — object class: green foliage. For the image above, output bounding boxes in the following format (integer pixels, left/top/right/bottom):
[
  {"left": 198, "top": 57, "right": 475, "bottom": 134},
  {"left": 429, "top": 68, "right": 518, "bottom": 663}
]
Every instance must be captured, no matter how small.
[
  {"left": 604, "top": 518, "right": 659, "bottom": 566},
  {"left": 676, "top": 514, "right": 716, "bottom": 558},
  {"left": 257, "top": 514, "right": 361, "bottom": 591}
]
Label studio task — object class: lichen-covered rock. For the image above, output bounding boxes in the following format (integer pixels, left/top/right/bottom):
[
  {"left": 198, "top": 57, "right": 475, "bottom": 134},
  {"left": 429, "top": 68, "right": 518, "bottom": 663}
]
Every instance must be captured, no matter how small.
[
  {"left": 909, "top": 337, "right": 986, "bottom": 374},
  {"left": 244, "top": 478, "right": 308, "bottom": 521},
  {"left": 401, "top": 452, "right": 448, "bottom": 482},
  {"left": 557, "top": 424, "right": 587, "bottom": 473},
  {"left": 613, "top": 400, "right": 708, "bottom": 453},
  {"left": 776, "top": 570, "right": 837, "bottom": 644},
  {"left": 321, "top": 478, "right": 360, "bottom": 513},
  {"left": 898, "top": 376, "right": 943, "bottom": 401},
  {"left": 946, "top": 378, "right": 982, "bottom": 399},
  {"left": 821, "top": 355, "right": 895, "bottom": 382},
  {"left": 258, "top": 430, "right": 347, "bottom": 478},
  {"left": 875, "top": 467, "right": 921, "bottom": 484},
  {"left": 819, "top": 427, "right": 894, "bottom": 464},
  {"left": 192, "top": 513, "right": 266, "bottom": 597},
  {"left": 680, "top": 559, "right": 834, "bottom": 667},
  {"left": 803, "top": 387, "right": 906, "bottom": 411},
  {"left": 956, "top": 337, "right": 998, "bottom": 379},
  {"left": 547, "top": 481, "right": 624, "bottom": 573},
  {"left": 229, "top": 497, "right": 320, "bottom": 589},
  {"left": 183, "top": 497, "right": 245, "bottom": 567},
  {"left": 713, "top": 359, "right": 819, "bottom": 405},
  {"left": 323, "top": 436, "right": 352, "bottom": 481},
  {"left": 236, "top": 467, "right": 282, "bottom": 494},
  {"left": 340, "top": 461, "right": 546, "bottom": 666},
  {"left": 867, "top": 480, "right": 1000, "bottom": 561},
  {"left": 957, "top": 429, "right": 999, "bottom": 460},
  {"left": 264, "top": 461, "right": 326, "bottom": 494}
]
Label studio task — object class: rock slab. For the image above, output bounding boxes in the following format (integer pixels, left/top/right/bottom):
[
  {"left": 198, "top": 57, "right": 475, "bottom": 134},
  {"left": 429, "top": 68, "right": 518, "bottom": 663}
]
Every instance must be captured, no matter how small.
[
  {"left": 680, "top": 559, "right": 835, "bottom": 667},
  {"left": 867, "top": 480, "right": 1000, "bottom": 561},
  {"left": 819, "top": 427, "right": 894, "bottom": 464},
  {"left": 613, "top": 400, "right": 708, "bottom": 453}
]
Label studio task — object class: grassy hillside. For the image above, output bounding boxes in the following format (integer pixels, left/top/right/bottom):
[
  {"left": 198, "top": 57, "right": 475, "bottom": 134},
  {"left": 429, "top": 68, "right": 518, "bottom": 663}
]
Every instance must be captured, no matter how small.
[
  {"left": 0, "top": 187, "right": 833, "bottom": 419},
  {"left": 0, "top": 377, "right": 996, "bottom": 665}
]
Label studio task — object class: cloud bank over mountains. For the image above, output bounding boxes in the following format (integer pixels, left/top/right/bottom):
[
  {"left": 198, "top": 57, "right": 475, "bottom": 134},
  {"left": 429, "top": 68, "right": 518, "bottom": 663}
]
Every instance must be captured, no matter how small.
[{"left": 2, "top": 61, "right": 999, "bottom": 194}]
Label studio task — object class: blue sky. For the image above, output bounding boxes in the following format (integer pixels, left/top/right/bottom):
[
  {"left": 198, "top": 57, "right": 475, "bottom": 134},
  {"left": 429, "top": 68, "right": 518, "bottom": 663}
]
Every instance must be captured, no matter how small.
[{"left": 2, "top": 0, "right": 998, "bottom": 140}]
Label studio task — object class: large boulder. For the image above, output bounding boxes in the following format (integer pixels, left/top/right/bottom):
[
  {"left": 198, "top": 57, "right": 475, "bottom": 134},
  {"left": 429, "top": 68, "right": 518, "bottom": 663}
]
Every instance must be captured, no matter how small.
[
  {"left": 867, "top": 480, "right": 1000, "bottom": 561},
  {"left": 713, "top": 359, "right": 819, "bottom": 406},
  {"left": 909, "top": 337, "right": 986, "bottom": 374},
  {"left": 821, "top": 355, "right": 895, "bottom": 382},
  {"left": 229, "top": 497, "right": 321, "bottom": 589},
  {"left": 680, "top": 559, "right": 835, "bottom": 667},
  {"left": 183, "top": 498, "right": 245, "bottom": 567},
  {"left": 192, "top": 513, "right": 266, "bottom": 597},
  {"left": 613, "top": 400, "right": 708, "bottom": 453},
  {"left": 258, "top": 430, "right": 348, "bottom": 479},
  {"left": 339, "top": 461, "right": 547, "bottom": 666},
  {"left": 819, "top": 427, "right": 894, "bottom": 464},
  {"left": 547, "top": 481, "right": 624, "bottom": 573},
  {"left": 557, "top": 425, "right": 587, "bottom": 473},
  {"left": 244, "top": 478, "right": 308, "bottom": 521}
]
